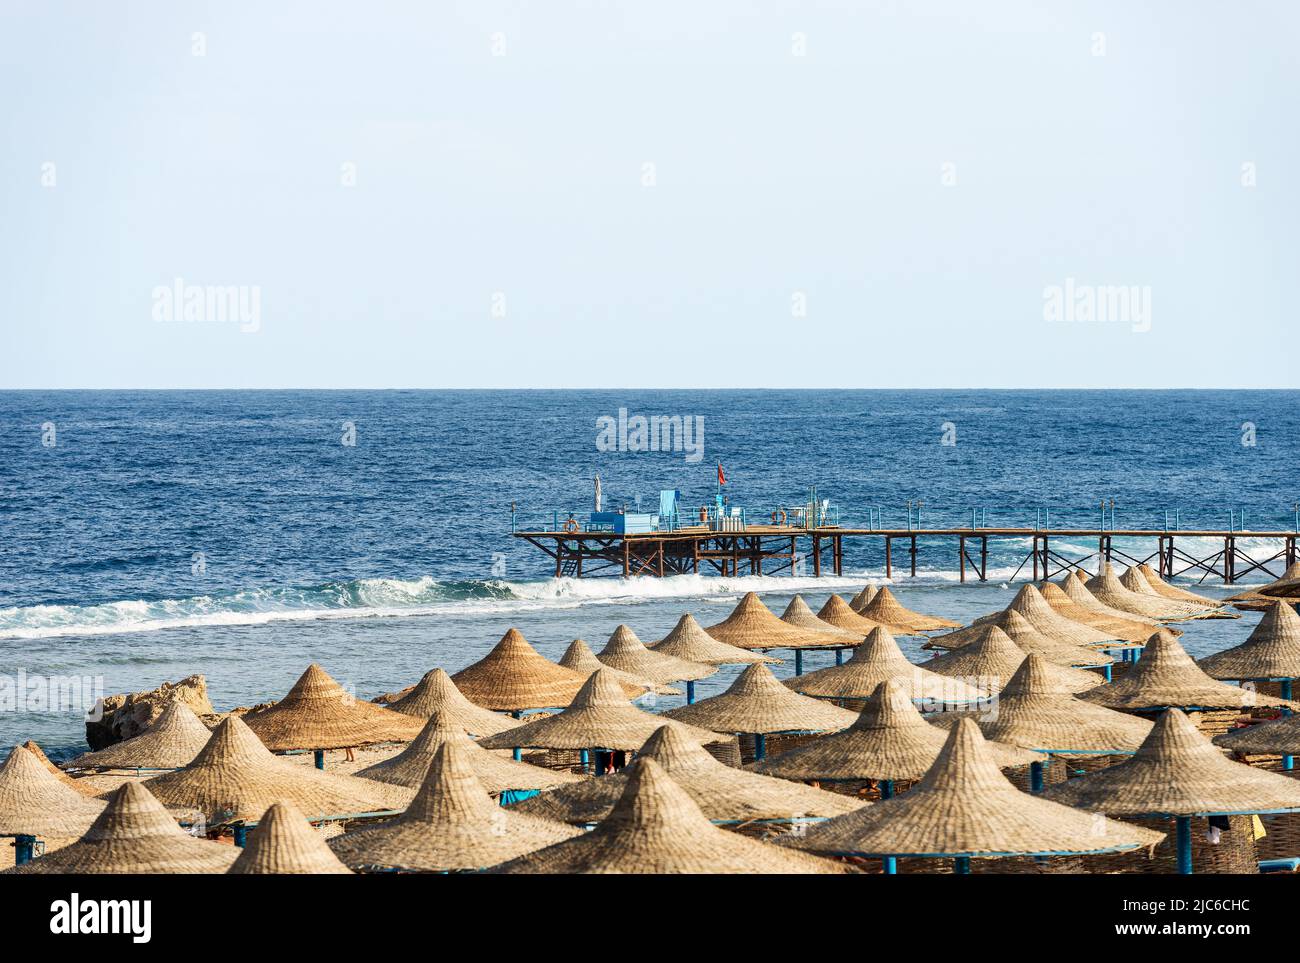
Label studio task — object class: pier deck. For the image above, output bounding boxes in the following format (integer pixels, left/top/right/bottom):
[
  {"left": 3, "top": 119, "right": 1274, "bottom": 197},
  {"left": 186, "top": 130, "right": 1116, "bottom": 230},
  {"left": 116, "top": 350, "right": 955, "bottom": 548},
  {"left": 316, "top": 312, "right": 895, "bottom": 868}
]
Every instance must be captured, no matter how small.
[{"left": 512, "top": 526, "right": 1299, "bottom": 584}]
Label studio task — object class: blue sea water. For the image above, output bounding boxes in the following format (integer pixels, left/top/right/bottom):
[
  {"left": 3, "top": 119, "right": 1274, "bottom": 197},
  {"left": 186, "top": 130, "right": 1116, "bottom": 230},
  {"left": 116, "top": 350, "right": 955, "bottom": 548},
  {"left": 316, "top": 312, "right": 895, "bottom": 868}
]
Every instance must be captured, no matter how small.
[{"left": 1, "top": 389, "right": 1297, "bottom": 754}]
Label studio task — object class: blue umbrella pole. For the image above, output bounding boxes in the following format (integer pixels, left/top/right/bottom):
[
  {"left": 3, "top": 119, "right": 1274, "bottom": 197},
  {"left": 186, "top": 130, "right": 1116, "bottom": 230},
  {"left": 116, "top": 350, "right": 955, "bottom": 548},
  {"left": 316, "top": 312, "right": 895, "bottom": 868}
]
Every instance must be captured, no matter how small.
[
  {"left": 512, "top": 748, "right": 522, "bottom": 761},
  {"left": 882, "top": 857, "right": 897, "bottom": 875},
  {"left": 794, "top": 650, "right": 804, "bottom": 676},
  {"left": 686, "top": 680, "right": 696, "bottom": 704},
  {"left": 1030, "top": 761, "right": 1044, "bottom": 793},
  {"left": 14, "top": 835, "right": 36, "bottom": 865},
  {"left": 313, "top": 749, "right": 325, "bottom": 770},
  {"left": 835, "top": 649, "right": 844, "bottom": 666},
  {"left": 1175, "top": 816, "right": 1193, "bottom": 874},
  {"left": 233, "top": 825, "right": 249, "bottom": 848},
  {"left": 880, "top": 779, "right": 894, "bottom": 799},
  {"left": 953, "top": 857, "right": 971, "bottom": 874},
  {"left": 754, "top": 733, "right": 766, "bottom": 761}
]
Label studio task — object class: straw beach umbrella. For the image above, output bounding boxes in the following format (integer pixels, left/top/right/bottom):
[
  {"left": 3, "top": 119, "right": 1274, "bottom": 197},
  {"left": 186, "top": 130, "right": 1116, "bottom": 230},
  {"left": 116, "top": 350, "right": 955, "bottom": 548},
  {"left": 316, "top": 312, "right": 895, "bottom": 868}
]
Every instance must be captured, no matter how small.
[
  {"left": 1080, "top": 630, "right": 1295, "bottom": 713},
  {"left": 1138, "top": 563, "right": 1226, "bottom": 608},
  {"left": 596, "top": 624, "right": 714, "bottom": 690},
  {"left": 5, "top": 783, "right": 237, "bottom": 874},
  {"left": 663, "top": 663, "right": 857, "bottom": 759},
  {"left": 999, "top": 583, "right": 1114, "bottom": 647},
  {"left": 1086, "top": 565, "right": 1196, "bottom": 621},
  {"left": 860, "top": 586, "right": 960, "bottom": 633},
  {"left": 650, "top": 613, "right": 779, "bottom": 666},
  {"left": 478, "top": 669, "right": 724, "bottom": 756},
  {"left": 753, "top": 680, "right": 1037, "bottom": 795},
  {"left": 328, "top": 741, "right": 580, "bottom": 873},
  {"left": 923, "top": 624, "right": 1103, "bottom": 695},
  {"left": 0, "top": 746, "right": 106, "bottom": 865},
  {"left": 1043, "top": 709, "right": 1300, "bottom": 873},
  {"left": 228, "top": 801, "right": 352, "bottom": 874},
  {"left": 1225, "top": 561, "right": 1300, "bottom": 610},
  {"left": 1120, "top": 566, "right": 1228, "bottom": 619},
  {"left": 451, "top": 628, "right": 589, "bottom": 712},
  {"left": 67, "top": 701, "right": 212, "bottom": 771},
  {"left": 242, "top": 663, "right": 425, "bottom": 767},
  {"left": 704, "top": 592, "right": 845, "bottom": 654},
  {"left": 952, "top": 655, "right": 1154, "bottom": 757},
  {"left": 559, "top": 639, "right": 679, "bottom": 697},
  {"left": 1060, "top": 573, "right": 1164, "bottom": 630},
  {"left": 1198, "top": 600, "right": 1300, "bottom": 698},
  {"left": 145, "top": 716, "right": 412, "bottom": 825},
  {"left": 384, "top": 668, "right": 521, "bottom": 736},
  {"left": 1037, "top": 580, "right": 1160, "bottom": 644},
  {"left": 787, "top": 626, "right": 987, "bottom": 707},
  {"left": 817, "top": 594, "right": 881, "bottom": 636},
  {"left": 1214, "top": 713, "right": 1300, "bottom": 757},
  {"left": 514, "top": 724, "right": 862, "bottom": 827},
  {"left": 784, "top": 719, "right": 1163, "bottom": 874},
  {"left": 21, "top": 741, "right": 100, "bottom": 796},
  {"left": 780, "top": 595, "right": 862, "bottom": 671},
  {"left": 931, "top": 608, "right": 1114, "bottom": 669},
  {"left": 849, "top": 584, "right": 878, "bottom": 613},
  {"left": 356, "top": 712, "right": 584, "bottom": 795},
  {"left": 490, "top": 757, "right": 846, "bottom": 874}
]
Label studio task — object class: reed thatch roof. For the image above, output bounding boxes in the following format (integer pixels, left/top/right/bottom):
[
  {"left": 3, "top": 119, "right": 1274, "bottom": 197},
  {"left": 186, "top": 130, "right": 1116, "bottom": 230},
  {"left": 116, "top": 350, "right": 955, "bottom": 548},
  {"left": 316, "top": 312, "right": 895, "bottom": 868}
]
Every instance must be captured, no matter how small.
[
  {"left": 0, "top": 745, "right": 105, "bottom": 838},
  {"left": 650, "top": 613, "right": 780, "bottom": 665},
  {"left": 385, "top": 668, "right": 522, "bottom": 736},
  {"left": 922, "top": 624, "right": 1103, "bottom": 695},
  {"left": 68, "top": 702, "right": 212, "bottom": 771},
  {"left": 1198, "top": 600, "right": 1300, "bottom": 682},
  {"left": 596, "top": 625, "right": 715, "bottom": 684},
  {"left": 860, "top": 586, "right": 960, "bottom": 633},
  {"left": 228, "top": 801, "right": 352, "bottom": 874},
  {"left": 450, "top": 628, "right": 589, "bottom": 711},
  {"left": 559, "top": 639, "right": 678, "bottom": 696},
  {"left": 704, "top": 592, "right": 847, "bottom": 651},
  {"left": 663, "top": 663, "right": 859, "bottom": 734}
]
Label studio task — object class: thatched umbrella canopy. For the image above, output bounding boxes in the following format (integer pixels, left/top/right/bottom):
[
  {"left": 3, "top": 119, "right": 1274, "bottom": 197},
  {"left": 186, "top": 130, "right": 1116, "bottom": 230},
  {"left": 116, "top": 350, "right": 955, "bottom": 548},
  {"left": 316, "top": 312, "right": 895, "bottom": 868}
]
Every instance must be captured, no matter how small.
[
  {"left": 753, "top": 680, "right": 1037, "bottom": 785},
  {"left": 787, "top": 626, "right": 988, "bottom": 706},
  {"left": 663, "top": 663, "right": 858, "bottom": 737},
  {"left": 783, "top": 719, "right": 1163, "bottom": 869},
  {"left": 860, "top": 586, "right": 960, "bottom": 633},
  {"left": 450, "top": 628, "right": 589, "bottom": 712},
  {"left": 242, "top": 663, "right": 425, "bottom": 752},
  {"left": 328, "top": 741, "right": 580, "bottom": 873},
  {"left": 817, "top": 595, "right": 882, "bottom": 636},
  {"left": 1059, "top": 573, "right": 1164, "bottom": 631},
  {"left": 1120, "top": 566, "right": 1229, "bottom": 620},
  {"left": 1043, "top": 709, "right": 1300, "bottom": 873},
  {"left": 1198, "top": 601, "right": 1300, "bottom": 684},
  {"left": 780, "top": 595, "right": 863, "bottom": 642},
  {"left": 514, "top": 724, "right": 862, "bottom": 826},
  {"left": 923, "top": 624, "right": 1103, "bottom": 695},
  {"left": 946, "top": 655, "right": 1153, "bottom": 754},
  {"left": 596, "top": 625, "right": 715, "bottom": 685},
  {"left": 930, "top": 608, "right": 1114, "bottom": 667},
  {"left": 4, "top": 783, "right": 237, "bottom": 874},
  {"left": 1214, "top": 713, "right": 1300, "bottom": 755},
  {"left": 228, "top": 801, "right": 352, "bottom": 874},
  {"left": 559, "top": 639, "right": 678, "bottom": 697},
  {"left": 145, "top": 716, "right": 412, "bottom": 824},
  {"left": 356, "top": 712, "right": 584, "bottom": 794},
  {"left": 20, "top": 741, "right": 100, "bottom": 797},
  {"left": 489, "top": 757, "right": 847, "bottom": 874},
  {"left": 650, "top": 613, "right": 779, "bottom": 665},
  {"left": 477, "top": 670, "right": 723, "bottom": 752},
  {"left": 385, "top": 668, "right": 521, "bottom": 736},
  {"left": 68, "top": 702, "right": 212, "bottom": 771},
  {"left": 849, "top": 584, "right": 879, "bottom": 613},
  {"left": 1138, "top": 564, "right": 1226, "bottom": 608},
  {"left": 1000, "top": 584, "right": 1114, "bottom": 647},
  {"left": 1225, "top": 561, "right": 1300, "bottom": 609},
  {"left": 0, "top": 745, "right": 105, "bottom": 839},
  {"left": 1080, "top": 630, "right": 1295, "bottom": 713},
  {"left": 1037, "top": 580, "right": 1160, "bottom": 643},
  {"left": 704, "top": 592, "right": 845, "bottom": 651},
  {"left": 1086, "top": 565, "right": 1195, "bottom": 621}
]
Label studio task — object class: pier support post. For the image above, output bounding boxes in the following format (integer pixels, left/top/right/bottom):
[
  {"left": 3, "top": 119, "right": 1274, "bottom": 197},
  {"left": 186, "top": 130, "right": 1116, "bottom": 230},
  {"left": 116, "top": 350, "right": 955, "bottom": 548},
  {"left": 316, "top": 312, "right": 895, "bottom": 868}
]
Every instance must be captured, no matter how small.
[
  {"left": 909, "top": 535, "right": 917, "bottom": 577},
  {"left": 959, "top": 535, "right": 966, "bottom": 583},
  {"left": 812, "top": 535, "right": 822, "bottom": 577},
  {"left": 834, "top": 535, "right": 843, "bottom": 576},
  {"left": 1224, "top": 536, "right": 1235, "bottom": 584},
  {"left": 884, "top": 537, "right": 892, "bottom": 579}
]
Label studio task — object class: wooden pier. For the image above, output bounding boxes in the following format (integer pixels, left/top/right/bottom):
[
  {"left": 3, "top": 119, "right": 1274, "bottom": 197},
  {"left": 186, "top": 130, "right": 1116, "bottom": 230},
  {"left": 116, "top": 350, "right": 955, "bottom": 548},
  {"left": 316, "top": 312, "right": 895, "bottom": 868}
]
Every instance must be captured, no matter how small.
[{"left": 512, "top": 525, "right": 1300, "bottom": 585}]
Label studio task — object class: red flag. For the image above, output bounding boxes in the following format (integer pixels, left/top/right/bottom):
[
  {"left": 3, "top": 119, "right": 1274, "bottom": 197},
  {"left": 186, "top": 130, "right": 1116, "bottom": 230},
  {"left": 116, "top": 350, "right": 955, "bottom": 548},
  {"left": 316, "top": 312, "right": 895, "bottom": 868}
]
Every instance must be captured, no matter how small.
[{"left": 717, "top": 463, "right": 726, "bottom": 485}]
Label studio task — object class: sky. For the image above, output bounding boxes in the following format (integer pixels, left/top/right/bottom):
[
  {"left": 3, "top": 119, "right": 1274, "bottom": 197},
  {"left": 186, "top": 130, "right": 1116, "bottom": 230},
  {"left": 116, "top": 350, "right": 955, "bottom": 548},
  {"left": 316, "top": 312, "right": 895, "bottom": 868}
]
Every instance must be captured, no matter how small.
[{"left": 2, "top": 1, "right": 1297, "bottom": 389}]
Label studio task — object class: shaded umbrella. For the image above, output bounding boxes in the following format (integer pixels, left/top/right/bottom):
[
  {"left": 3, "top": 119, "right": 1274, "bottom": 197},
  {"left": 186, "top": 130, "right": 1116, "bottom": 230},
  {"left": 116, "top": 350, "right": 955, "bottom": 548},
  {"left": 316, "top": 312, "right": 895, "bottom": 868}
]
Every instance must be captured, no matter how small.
[
  {"left": 0, "top": 745, "right": 105, "bottom": 865},
  {"left": 242, "top": 663, "right": 425, "bottom": 767},
  {"left": 1138, "top": 563, "right": 1227, "bottom": 608},
  {"left": 489, "top": 757, "right": 846, "bottom": 874},
  {"left": 779, "top": 595, "right": 863, "bottom": 672},
  {"left": 1198, "top": 600, "right": 1300, "bottom": 698},
  {"left": 1121, "top": 566, "right": 1228, "bottom": 619},
  {"left": 817, "top": 595, "right": 881, "bottom": 636},
  {"left": 1043, "top": 709, "right": 1300, "bottom": 873},
  {"left": 514, "top": 724, "right": 862, "bottom": 826},
  {"left": 704, "top": 592, "right": 845, "bottom": 655},
  {"left": 1086, "top": 565, "right": 1197, "bottom": 621},
  {"left": 384, "top": 668, "right": 521, "bottom": 736},
  {"left": 947, "top": 654, "right": 1153, "bottom": 756},
  {"left": 145, "top": 716, "right": 412, "bottom": 826},
  {"left": 450, "top": 628, "right": 588, "bottom": 712},
  {"left": 328, "top": 741, "right": 580, "bottom": 872},
  {"left": 5, "top": 783, "right": 237, "bottom": 874},
  {"left": 1214, "top": 713, "right": 1300, "bottom": 757},
  {"left": 753, "top": 679, "right": 1037, "bottom": 795},
  {"left": 1080, "top": 630, "right": 1295, "bottom": 713},
  {"left": 784, "top": 719, "right": 1163, "bottom": 874},
  {"left": 1060, "top": 572, "right": 1164, "bottom": 629},
  {"left": 860, "top": 586, "right": 960, "bottom": 633},
  {"left": 67, "top": 701, "right": 212, "bottom": 771},
  {"left": 1225, "top": 561, "right": 1300, "bottom": 610},
  {"left": 477, "top": 669, "right": 724, "bottom": 755},
  {"left": 923, "top": 624, "right": 1103, "bottom": 695},
  {"left": 998, "top": 584, "right": 1114, "bottom": 647},
  {"left": 20, "top": 741, "right": 100, "bottom": 797},
  {"left": 931, "top": 608, "right": 1114, "bottom": 669},
  {"left": 1037, "top": 580, "right": 1161, "bottom": 644},
  {"left": 559, "top": 639, "right": 679, "bottom": 697},
  {"left": 355, "top": 712, "right": 584, "bottom": 795},
  {"left": 849, "top": 584, "right": 878, "bottom": 614},
  {"left": 596, "top": 624, "right": 714, "bottom": 691},
  {"left": 228, "top": 801, "right": 352, "bottom": 874},
  {"left": 787, "top": 626, "right": 987, "bottom": 707},
  {"left": 650, "top": 613, "right": 779, "bottom": 666},
  {"left": 663, "top": 663, "right": 857, "bottom": 759}
]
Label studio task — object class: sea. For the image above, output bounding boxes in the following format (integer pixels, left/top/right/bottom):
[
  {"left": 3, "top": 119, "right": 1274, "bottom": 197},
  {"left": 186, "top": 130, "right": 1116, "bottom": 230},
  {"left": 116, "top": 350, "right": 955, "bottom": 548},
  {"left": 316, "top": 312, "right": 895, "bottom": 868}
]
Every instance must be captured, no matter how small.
[{"left": 2, "top": 389, "right": 1297, "bottom": 756}]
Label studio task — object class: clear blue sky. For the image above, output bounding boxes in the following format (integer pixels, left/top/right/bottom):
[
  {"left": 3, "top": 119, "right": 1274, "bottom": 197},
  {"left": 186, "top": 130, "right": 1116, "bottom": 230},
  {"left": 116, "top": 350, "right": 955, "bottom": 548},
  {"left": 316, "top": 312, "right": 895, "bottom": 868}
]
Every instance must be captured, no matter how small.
[{"left": 2, "top": 1, "right": 1297, "bottom": 389}]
